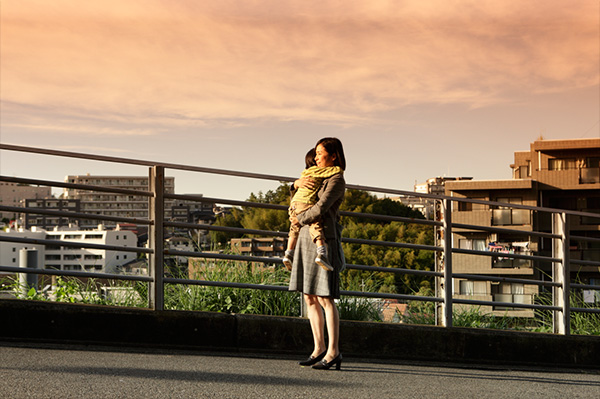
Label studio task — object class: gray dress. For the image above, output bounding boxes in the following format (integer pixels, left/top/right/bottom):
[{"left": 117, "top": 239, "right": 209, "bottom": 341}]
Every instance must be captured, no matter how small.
[{"left": 288, "top": 173, "right": 346, "bottom": 299}]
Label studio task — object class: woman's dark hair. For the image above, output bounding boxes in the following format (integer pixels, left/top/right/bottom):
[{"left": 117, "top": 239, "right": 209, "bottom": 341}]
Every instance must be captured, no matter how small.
[
  {"left": 316, "top": 137, "right": 346, "bottom": 170},
  {"left": 305, "top": 148, "right": 317, "bottom": 169}
]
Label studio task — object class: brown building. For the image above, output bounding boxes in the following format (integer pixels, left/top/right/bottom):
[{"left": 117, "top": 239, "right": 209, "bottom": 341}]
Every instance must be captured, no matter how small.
[
  {"left": 230, "top": 237, "right": 286, "bottom": 259},
  {"left": 0, "top": 182, "right": 51, "bottom": 222},
  {"left": 445, "top": 138, "right": 600, "bottom": 316}
]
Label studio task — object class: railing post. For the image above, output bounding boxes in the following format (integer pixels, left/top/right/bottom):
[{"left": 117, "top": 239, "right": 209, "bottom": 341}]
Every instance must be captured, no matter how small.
[
  {"left": 441, "top": 199, "right": 453, "bottom": 328},
  {"left": 552, "top": 212, "right": 570, "bottom": 335},
  {"left": 149, "top": 166, "right": 165, "bottom": 310}
]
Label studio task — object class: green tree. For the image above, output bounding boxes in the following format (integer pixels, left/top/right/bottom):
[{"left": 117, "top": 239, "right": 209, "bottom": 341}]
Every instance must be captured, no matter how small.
[
  {"left": 241, "top": 183, "right": 291, "bottom": 234},
  {"left": 210, "top": 207, "right": 244, "bottom": 246},
  {"left": 339, "top": 189, "right": 434, "bottom": 294}
]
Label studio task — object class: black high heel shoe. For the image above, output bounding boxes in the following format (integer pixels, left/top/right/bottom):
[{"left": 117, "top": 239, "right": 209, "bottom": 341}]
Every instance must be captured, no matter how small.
[
  {"left": 298, "top": 351, "right": 326, "bottom": 366},
  {"left": 312, "top": 353, "right": 342, "bottom": 370}
]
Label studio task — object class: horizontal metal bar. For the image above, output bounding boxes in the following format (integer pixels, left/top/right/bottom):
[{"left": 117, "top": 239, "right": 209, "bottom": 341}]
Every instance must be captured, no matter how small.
[
  {"left": 0, "top": 236, "right": 153, "bottom": 254},
  {"left": 452, "top": 297, "right": 561, "bottom": 311},
  {"left": 571, "top": 234, "right": 600, "bottom": 244},
  {"left": 167, "top": 193, "right": 441, "bottom": 227},
  {"left": 452, "top": 273, "right": 561, "bottom": 288},
  {"left": 165, "top": 193, "right": 287, "bottom": 210},
  {"left": 0, "top": 265, "right": 153, "bottom": 282},
  {"left": 0, "top": 175, "right": 153, "bottom": 197},
  {"left": 343, "top": 237, "right": 440, "bottom": 252},
  {"left": 0, "top": 143, "right": 296, "bottom": 184},
  {"left": 164, "top": 249, "right": 282, "bottom": 264},
  {"left": 341, "top": 290, "right": 443, "bottom": 303},
  {"left": 0, "top": 205, "right": 154, "bottom": 226},
  {"left": 348, "top": 182, "right": 600, "bottom": 218},
  {"left": 345, "top": 183, "right": 442, "bottom": 200},
  {"left": 449, "top": 196, "right": 600, "bottom": 219},
  {"left": 452, "top": 222, "right": 560, "bottom": 239},
  {"left": 571, "top": 283, "right": 600, "bottom": 290},
  {"left": 338, "top": 210, "right": 442, "bottom": 227},
  {"left": 163, "top": 221, "right": 289, "bottom": 238},
  {"left": 570, "top": 259, "right": 600, "bottom": 267},
  {"left": 570, "top": 307, "right": 600, "bottom": 314},
  {"left": 165, "top": 222, "right": 440, "bottom": 253},
  {"left": 163, "top": 277, "right": 289, "bottom": 292},
  {"left": 452, "top": 247, "right": 561, "bottom": 263},
  {"left": 347, "top": 264, "right": 442, "bottom": 278}
]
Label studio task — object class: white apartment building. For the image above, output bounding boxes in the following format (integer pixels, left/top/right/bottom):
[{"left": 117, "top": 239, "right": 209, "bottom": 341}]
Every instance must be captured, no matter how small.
[
  {"left": 63, "top": 174, "right": 176, "bottom": 228},
  {"left": 391, "top": 177, "right": 472, "bottom": 219},
  {"left": 0, "top": 226, "right": 137, "bottom": 274}
]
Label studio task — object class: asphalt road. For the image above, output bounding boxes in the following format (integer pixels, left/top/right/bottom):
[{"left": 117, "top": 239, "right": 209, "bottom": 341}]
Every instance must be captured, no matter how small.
[{"left": 1, "top": 343, "right": 600, "bottom": 398}]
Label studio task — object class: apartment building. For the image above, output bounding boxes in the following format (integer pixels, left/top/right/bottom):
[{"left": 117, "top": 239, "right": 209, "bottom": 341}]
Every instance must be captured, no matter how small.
[
  {"left": 0, "top": 182, "right": 51, "bottom": 221},
  {"left": 23, "top": 198, "right": 81, "bottom": 230},
  {"left": 445, "top": 138, "right": 600, "bottom": 316},
  {"left": 394, "top": 177, "right": 473, "bottom": 219},
  {"left": 230, "top": 237, "right": 286, "bottom": 259},
  {"left": 63, "top": 174, "right": 176, "bottom": 228}
]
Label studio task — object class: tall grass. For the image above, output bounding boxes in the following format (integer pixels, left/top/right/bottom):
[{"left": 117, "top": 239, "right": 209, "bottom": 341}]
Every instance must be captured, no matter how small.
[
  {"left": 166, "top": 260, "right": 300, "bottom": 317},
  {"left": 338, "top": 273, "right": 385, "bottom": 322},
  {"left": 2, "top": 275, "right": 147, "bottom": 307},
  {"left": 534, "top": 292, "right": 600, "bottom": 335}
]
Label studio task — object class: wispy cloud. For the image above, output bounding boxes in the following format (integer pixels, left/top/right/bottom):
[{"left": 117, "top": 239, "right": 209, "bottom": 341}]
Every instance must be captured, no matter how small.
[{"left": 2, "top": 0, "right": 598, "bottom": 133}]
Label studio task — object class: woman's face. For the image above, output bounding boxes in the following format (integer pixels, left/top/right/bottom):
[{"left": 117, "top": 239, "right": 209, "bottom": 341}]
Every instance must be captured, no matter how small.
[{"left": 315, "top": 144, "right": 336, "bottom": 168}]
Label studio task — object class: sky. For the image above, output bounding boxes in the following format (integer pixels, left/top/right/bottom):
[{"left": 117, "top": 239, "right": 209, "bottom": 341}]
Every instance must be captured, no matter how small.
[{"left": 1, "top": 0, "right": 599, "bottom": 201}]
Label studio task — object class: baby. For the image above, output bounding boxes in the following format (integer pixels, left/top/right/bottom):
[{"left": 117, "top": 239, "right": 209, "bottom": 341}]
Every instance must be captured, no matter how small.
[{"left": 283, "top": 148, "right": 343, "bottom": 272}]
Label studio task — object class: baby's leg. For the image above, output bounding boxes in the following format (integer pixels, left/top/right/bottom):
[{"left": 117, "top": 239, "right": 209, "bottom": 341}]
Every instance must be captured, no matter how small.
[{"left": 286, "top": 235, "right": 298, "bottom": 251}]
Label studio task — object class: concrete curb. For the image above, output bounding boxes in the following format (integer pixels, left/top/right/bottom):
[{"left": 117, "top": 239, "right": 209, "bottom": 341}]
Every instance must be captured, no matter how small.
[{"left": 2, "top": 299, "right": 599, "bottom": 368}]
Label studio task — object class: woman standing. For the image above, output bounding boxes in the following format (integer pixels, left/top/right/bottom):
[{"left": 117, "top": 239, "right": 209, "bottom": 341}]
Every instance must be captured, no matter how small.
[{"left": 288, "top": 137, "right": 346, "bottom": 371}]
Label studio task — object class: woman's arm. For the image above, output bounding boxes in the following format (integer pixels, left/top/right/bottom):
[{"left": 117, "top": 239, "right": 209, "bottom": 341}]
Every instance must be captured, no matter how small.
[{"left": 296, "top": 174, "right": 345, "bottom": 226}]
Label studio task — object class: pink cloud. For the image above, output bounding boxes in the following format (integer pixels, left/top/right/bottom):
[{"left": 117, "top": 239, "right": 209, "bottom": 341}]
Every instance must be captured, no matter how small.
[{"left": 2, "top": 0, "right": 598, "bottom": 131}]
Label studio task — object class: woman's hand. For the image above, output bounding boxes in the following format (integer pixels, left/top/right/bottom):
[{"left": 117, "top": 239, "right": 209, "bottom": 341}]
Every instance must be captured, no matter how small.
[{"left": 294, "top": 176, "right": 316, "bottom": 190}]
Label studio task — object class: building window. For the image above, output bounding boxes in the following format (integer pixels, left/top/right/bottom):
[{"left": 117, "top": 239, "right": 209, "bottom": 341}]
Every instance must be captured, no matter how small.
[
  {"left": 459, "top": 239, "right": 486, "bottom": 251},
  {"left": 459, "top": 280, "right": 487, "bottom": 295},
  {"left": 583, "top": 279, "right": 600, "bottom": 304},
  {"left": 85, "top": 234, "right": 104, "bottom": 239},
  {"left": 548, "top": 158, "right": 576, "bottom": 171},
  {"left": 492, "top": 283, "right": 531, "bottom": 309}
]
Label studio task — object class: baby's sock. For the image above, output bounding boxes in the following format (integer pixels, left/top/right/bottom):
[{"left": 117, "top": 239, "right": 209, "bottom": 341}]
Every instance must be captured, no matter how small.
[{"left": 316, "top": 245, "right": 327, "bottom": 258}]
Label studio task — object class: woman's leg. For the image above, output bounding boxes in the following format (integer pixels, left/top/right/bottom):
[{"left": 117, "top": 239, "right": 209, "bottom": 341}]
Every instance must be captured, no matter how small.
[
  {"left": 304, "top": 294, "right": 326, "bottom": 357},
  {"left": 317, "top": 296, "right": 340, "bottom": 361}
]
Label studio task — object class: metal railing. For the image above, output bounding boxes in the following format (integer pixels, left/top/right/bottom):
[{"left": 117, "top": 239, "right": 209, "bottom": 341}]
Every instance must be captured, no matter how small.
[{"left": 1, "top": 143, "right": 600, "bottom": 336}]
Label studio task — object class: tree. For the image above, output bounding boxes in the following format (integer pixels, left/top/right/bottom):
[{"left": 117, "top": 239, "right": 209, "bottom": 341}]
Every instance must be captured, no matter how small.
[
  {"left": 340, "top": 189, "right": 434, "bottom": 294},
  {"left": 241, "top": 183, "right": 291, "bottom": 234},
  {"left": 210, "top": 208, "right": 244, "bottom": 246},
  {"left": 210, "top": 183, "right": 292, "bottom": 246}
]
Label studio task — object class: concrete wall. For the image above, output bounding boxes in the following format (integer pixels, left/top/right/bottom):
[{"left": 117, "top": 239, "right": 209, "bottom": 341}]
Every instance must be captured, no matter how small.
[{"left": 1, "top": 299, "right": 599, "bottom": 369}]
